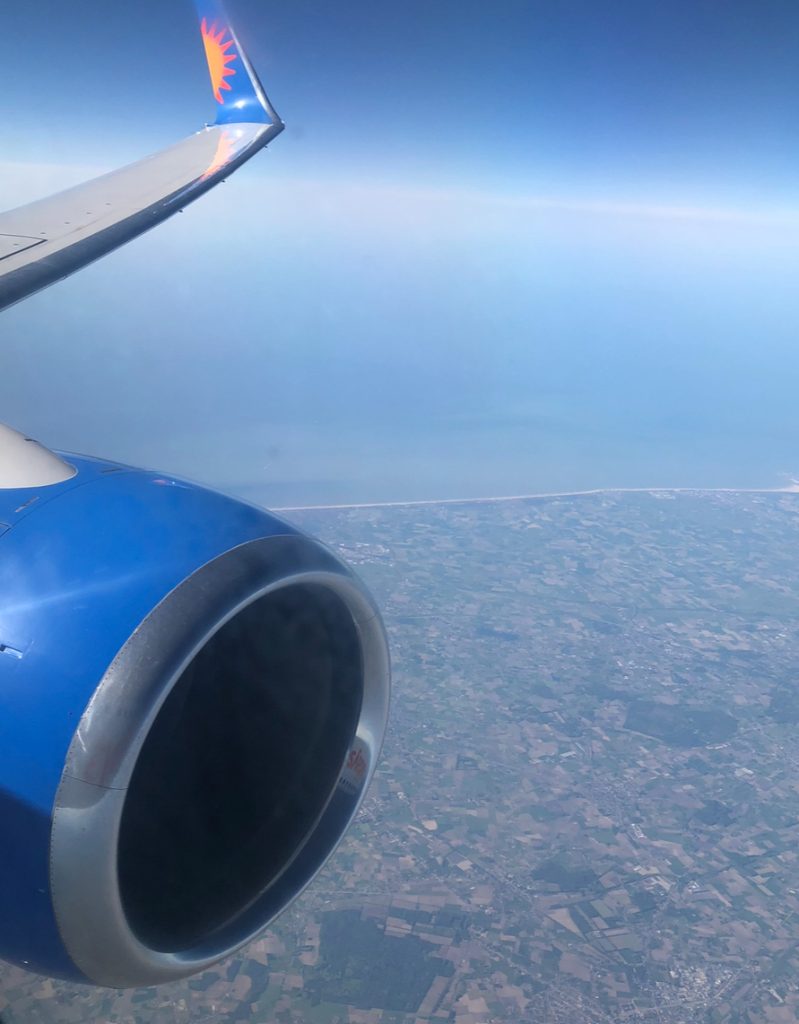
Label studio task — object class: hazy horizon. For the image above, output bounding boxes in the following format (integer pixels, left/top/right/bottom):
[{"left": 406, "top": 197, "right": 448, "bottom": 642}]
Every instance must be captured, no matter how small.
[{"left": 2, "top": 0, "right": 799, "bottom": 506}]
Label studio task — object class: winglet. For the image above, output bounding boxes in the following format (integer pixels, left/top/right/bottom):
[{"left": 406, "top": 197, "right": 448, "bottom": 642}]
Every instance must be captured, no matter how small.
[
  {"left": 0, "top": 1, "right": 285, "bottom": 312},
  {"left": 194, "top": 0, "right": 283, "bottom": 128}
]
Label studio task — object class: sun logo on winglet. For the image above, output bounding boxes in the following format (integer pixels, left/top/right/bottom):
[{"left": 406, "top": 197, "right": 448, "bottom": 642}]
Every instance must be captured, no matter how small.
[{"left": 201, "top": 18, "right": 238, "bottom": 104}]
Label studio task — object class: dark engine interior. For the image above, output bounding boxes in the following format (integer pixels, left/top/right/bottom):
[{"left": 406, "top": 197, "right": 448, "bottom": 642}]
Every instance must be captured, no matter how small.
[{"left": 117, "top": 583, "right": 363, "bottom": 952}]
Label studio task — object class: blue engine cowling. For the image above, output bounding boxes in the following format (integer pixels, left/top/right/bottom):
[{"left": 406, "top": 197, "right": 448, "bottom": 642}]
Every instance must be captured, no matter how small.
[{"left": 0, "top": 451, "right": 389, "bottom": 988}]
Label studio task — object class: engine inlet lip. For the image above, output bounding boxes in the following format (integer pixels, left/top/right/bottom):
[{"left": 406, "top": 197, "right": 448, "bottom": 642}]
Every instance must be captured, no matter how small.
[{"left": 49, "top": 534, "right": 390, "bottom": 988}]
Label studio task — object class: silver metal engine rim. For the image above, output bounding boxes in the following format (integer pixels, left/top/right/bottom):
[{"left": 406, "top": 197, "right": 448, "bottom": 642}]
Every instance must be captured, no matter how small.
[{"left": 49, "top": 534, "right": 390, "bottom": 988}]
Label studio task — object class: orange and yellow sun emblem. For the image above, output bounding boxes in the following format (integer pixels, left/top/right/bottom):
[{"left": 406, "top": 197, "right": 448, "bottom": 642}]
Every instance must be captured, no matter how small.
[{"left": 201, "top": 18, "right": 238, "bottom": 103}]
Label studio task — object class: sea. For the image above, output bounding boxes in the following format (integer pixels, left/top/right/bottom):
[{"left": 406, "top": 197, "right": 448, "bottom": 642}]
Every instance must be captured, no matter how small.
[{"left": 1, "top": 175, "right": 797, "bottom": 508}]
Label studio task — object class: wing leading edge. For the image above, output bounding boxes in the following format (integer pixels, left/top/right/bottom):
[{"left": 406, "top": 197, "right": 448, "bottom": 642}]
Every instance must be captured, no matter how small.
[{"left": 0, "top": 0, "right": 283, "bottom": 313}]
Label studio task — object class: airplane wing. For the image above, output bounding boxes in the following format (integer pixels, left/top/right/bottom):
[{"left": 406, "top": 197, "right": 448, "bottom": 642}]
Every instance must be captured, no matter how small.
[
  {"left": 0, "top": 0, "right": 390, "bottom": 993},
  {"left": 0, "top": 0, "right": 283, "bottom": 313}
]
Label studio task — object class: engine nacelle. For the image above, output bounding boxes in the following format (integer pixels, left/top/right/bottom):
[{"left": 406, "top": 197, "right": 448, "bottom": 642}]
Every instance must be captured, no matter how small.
[{"left": 0, "top": 440, "right": 389, "bottom": 987}]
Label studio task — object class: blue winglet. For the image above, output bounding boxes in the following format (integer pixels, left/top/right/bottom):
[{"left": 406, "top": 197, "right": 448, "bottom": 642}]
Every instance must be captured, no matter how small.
[{"left": 194, "top": 0, "right": 282, "bottom": 126}]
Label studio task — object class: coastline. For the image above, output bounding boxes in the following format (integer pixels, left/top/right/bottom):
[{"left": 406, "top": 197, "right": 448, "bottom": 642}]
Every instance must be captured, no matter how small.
[{"left": 276, "top": 484, "right": 799, "bottom": 513}]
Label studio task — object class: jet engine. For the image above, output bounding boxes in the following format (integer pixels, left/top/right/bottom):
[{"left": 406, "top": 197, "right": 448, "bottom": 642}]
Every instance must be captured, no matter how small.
[{"left": 0, "top": 427, "right": 389, "bottom": 988}]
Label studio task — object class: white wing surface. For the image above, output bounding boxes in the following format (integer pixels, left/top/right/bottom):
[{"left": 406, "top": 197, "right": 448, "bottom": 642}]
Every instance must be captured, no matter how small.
[{"left": 0, "top": 0, "right": 283, "bottom": 313}]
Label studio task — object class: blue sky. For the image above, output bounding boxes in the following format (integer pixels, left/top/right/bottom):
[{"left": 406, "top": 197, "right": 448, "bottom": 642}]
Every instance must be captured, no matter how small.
[
  {"left": 1, "top": 1, "right": 799, "bottom": 503},
  {"left": 3, "top": 0, "right": 798, "bottom": 198}
]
